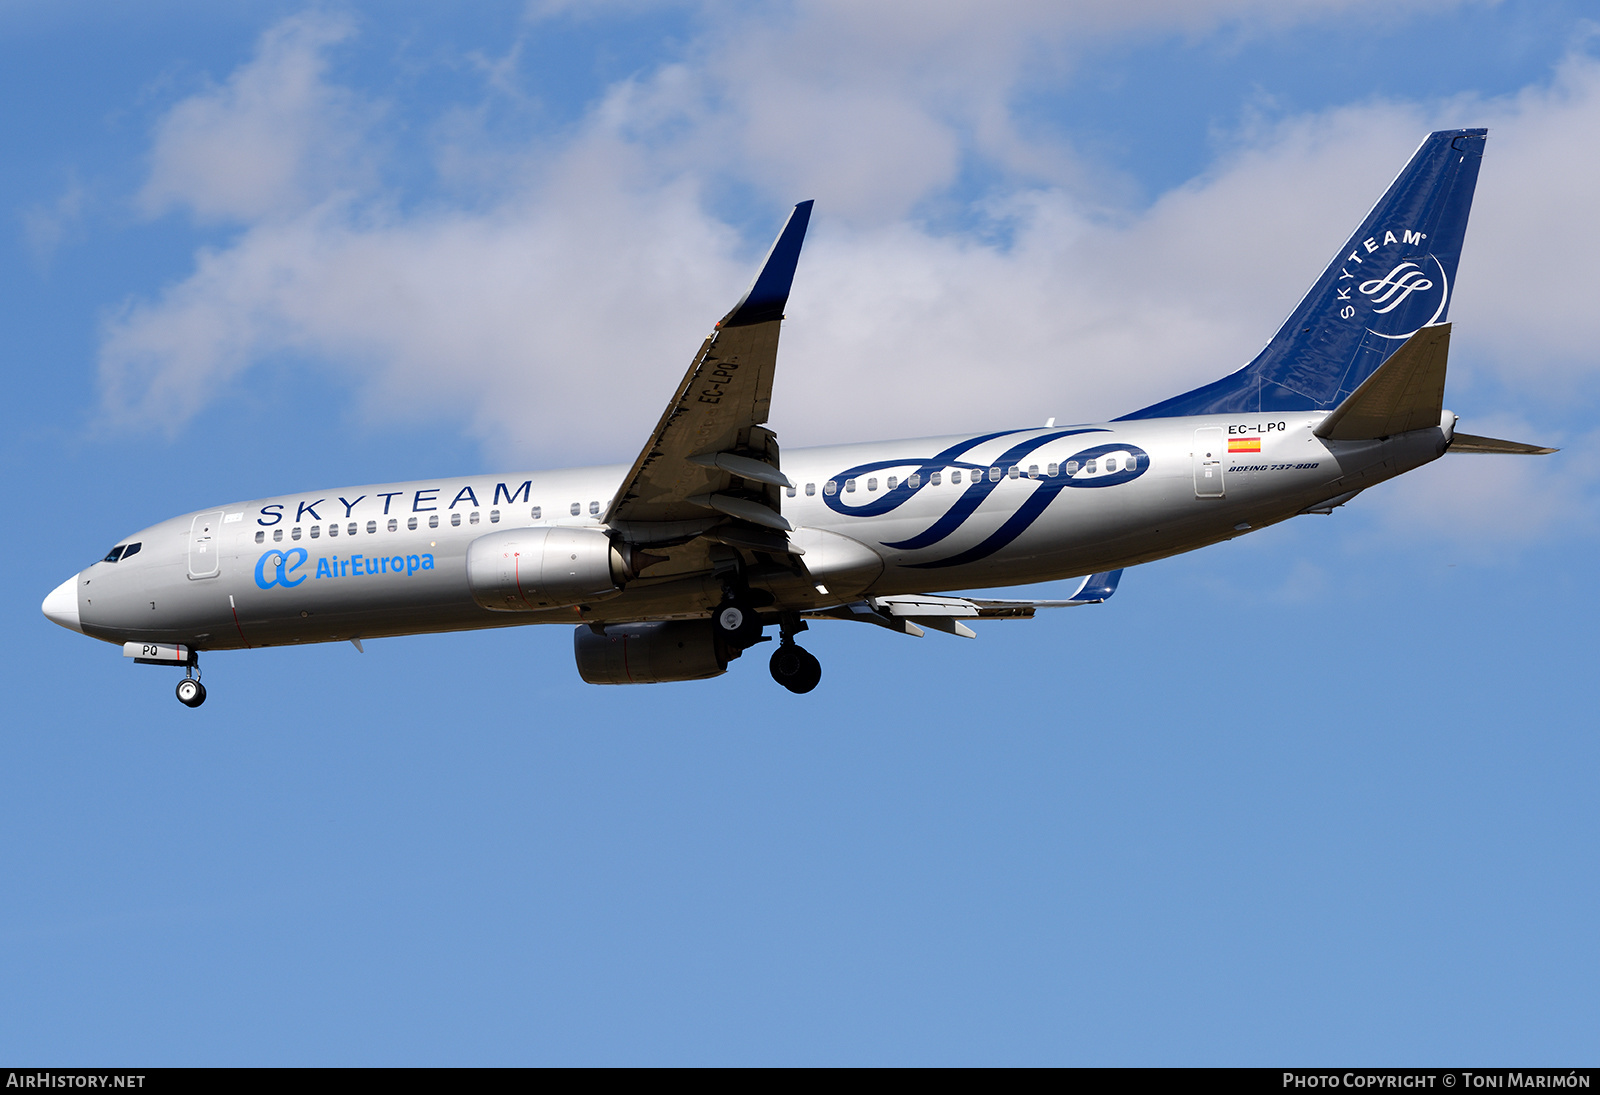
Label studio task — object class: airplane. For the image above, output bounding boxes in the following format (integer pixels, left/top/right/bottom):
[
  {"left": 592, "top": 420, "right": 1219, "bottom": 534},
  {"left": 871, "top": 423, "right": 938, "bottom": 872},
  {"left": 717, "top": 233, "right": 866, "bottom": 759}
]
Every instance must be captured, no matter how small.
[{"left": 41, "top": 127, "right": 1555, "bottom": 705}]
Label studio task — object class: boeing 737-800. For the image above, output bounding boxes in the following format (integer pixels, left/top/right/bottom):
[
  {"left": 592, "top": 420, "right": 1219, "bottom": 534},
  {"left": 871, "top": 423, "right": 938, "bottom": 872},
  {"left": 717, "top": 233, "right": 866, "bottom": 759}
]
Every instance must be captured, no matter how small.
[{"left": 41, "top": 127, "right": 1553, "bottom": 705}]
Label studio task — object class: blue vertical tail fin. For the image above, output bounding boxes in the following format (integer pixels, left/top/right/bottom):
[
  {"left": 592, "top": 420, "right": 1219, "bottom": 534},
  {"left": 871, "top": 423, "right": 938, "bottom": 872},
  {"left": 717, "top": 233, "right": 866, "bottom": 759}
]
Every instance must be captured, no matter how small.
[{"left": 1117, "top": 128, "right": 1486, "bottom": 420}]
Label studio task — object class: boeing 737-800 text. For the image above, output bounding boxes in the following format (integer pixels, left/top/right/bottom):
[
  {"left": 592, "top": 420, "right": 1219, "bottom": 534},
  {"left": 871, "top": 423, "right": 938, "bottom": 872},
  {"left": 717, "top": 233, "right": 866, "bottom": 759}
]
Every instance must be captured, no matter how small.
[{"left": 42, "top": 128, "right": 1553, "bottom": 704}]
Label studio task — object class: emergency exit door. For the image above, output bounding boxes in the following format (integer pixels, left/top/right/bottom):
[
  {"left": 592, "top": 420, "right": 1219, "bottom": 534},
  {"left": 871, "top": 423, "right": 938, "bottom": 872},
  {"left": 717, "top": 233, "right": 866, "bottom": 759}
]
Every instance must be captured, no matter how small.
[
  {"left": 188, "top": 511, "right": 224, "bottom": 579},
  {"left": 1193, "top": 428, "right": 1225, "bottom": 498}
]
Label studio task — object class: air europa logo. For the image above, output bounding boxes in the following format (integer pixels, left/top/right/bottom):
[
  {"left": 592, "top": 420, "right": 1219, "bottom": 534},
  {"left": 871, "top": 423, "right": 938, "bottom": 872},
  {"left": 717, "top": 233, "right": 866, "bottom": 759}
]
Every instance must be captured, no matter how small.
[
  {"left": 824, "top": 428, "right": 1149, "bottom": 569},
  {"left": 255, "top": 549, "right": 308, "bottom": 589},
  {"left": 1334, "top": 226, "right": 1448, "bottom": 341},
  {"left": 254, "top": 548, "right": 435, "bottom": 590}
]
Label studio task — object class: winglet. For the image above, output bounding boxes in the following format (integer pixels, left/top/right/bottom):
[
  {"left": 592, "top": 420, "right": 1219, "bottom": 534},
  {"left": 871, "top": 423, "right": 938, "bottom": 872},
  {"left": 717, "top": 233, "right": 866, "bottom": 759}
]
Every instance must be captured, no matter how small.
[
  {"left": 721, "top": 201, "right": 814, "bottom": 328},
  {"left": 1068, "top": 570, "right": 1123, "bottom": 603}
]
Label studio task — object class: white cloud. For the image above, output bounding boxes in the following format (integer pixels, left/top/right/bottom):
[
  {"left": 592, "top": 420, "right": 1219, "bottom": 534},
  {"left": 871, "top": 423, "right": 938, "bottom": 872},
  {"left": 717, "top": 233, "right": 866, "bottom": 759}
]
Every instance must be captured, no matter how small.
[
  {"left": 137, "top": 12, "right": 370, "bottom": 223},
  {"left": 1449, "top": 46, "right": 1600, "bottom": 385},
  {"left": 98, "top": 2, "right": 1600, "bottom": 505},
  {"left": 22, "top": 174, "right": 87, "bottom": 266}
]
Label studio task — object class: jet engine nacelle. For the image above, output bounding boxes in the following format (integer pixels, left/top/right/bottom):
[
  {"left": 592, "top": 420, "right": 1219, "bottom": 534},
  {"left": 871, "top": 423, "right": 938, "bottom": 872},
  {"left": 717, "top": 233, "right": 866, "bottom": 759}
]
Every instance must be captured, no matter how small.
[
  {"left": 466, "top": 527, "right": 629, "bottom": 611},
  {"left": 573, "top": 620, "right": 728, "bottom": 684}
]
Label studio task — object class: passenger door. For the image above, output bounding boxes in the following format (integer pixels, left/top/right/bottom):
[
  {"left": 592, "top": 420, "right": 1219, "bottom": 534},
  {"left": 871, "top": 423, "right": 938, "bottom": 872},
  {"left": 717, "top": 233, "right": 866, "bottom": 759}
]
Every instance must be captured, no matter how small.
[{"left": 188, "top": 511, "right": 224, "bottom": 579}]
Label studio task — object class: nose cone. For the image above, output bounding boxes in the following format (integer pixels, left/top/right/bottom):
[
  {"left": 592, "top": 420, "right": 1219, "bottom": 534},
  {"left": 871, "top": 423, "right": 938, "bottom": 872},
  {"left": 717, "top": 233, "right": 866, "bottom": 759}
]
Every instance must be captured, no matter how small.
[{"left": 42, "top": 575, "right": 83, "bottom": 634}]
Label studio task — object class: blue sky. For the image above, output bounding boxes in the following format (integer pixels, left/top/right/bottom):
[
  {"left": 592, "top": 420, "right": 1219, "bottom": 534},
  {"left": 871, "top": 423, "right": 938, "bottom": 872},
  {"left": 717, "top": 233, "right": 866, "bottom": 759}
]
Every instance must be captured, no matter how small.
[{"left": 4, "top": 0, "right": 1598, "bottom": 1065}]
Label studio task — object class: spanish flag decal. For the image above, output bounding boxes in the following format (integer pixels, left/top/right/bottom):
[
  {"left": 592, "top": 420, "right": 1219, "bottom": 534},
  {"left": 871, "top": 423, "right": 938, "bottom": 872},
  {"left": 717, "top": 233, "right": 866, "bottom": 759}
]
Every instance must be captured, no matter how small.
[{"left": 1228, "top": 437, "right": 1261, "bottom": 453}]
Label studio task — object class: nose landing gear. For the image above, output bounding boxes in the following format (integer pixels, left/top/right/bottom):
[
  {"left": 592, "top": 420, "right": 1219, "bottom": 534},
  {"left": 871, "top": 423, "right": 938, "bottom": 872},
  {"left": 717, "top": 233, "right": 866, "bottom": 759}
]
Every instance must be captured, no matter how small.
[
  {"left": 176, "top": 676, "right": 207, "bottom": 707},
  {"left": 175, "top": 652, "right": 206, "bottom": 708}
]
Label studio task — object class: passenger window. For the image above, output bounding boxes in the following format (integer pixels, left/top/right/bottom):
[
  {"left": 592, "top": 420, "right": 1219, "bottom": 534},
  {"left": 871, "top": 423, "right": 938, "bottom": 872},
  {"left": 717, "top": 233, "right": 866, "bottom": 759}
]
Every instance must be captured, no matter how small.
[
  {"left": 1007, "top": 466, "right": 1019, "bottom": 479},
  {"left": 291, "top": 527, "right": 302, "bottom": 540},
  {"left": 989, "top": 467, "right": 1001, "bottom": 482},
  {"left": 866, "top": 478, "right": 877, "bottom": 492},
  {"left": 589, "top": 501, "right": 599, "bottom": 516},
  {"left": 1047, "top": 463, "right": 1059, "bottom": 477},
  {"left": 1086, "top": 459, "right": 1097, "bottom": 473},
  {"left": 1027, "top": 465, "right": 1039, "bottom": 479},
  {"left": 387, "top": 519, "right": 398, "bottom": 532},
  {"left": 1105, "top": 457, "right": 1118, "bottom": 472},
  {"left": 274, "top": 529, "right": 285, "bottom": 542},
  {"left": 348, "top": 522, "right": 357, "bottom": 536},
  {"left": 570, "top": 502, "right": 580, "bottom": 516},
  {"left": 429, "top": 514, "right": 440, "bottom": 528},
  {"left": 886, "top": 476, "right": 897, "bottom": 490},
  {"left": 931, "top": 471, "right": 942, "bottom": 486},
  {"left": 490, "top": 509, "right": 501, "bottom": 523},
  {"left": 450, "top": 513, "right": 461, "bottom": 527},
  {"left": 328, "top": 523, "right": 339, "bottom": 537},
  {"left": 1065, "top": 461, "right": 1079, "bottom": 475},
  {"left": 530, "top": 507, "right": 541, "bottom": 520},
  {"left": 786, "top": 486, "right": 796, "bottom": 497},
  {"left": 950, "top": 470, "right": 961, "bottom": 484},
  {"left": 367, "top": 520, "right": 377, "bottom": 534},
  {"left": 824, "top": 481, "right": 837, "bottom": 495},
  {"left": 908, "top": 473, "right": 920, "bottom": 488},
  {"left": 845, "top": 479, "right": 856, "bottom": 493},
  {"left": 310, "top": 525, "right": 321, "bottom": 538},
  {"left": 254, "top": 531, "right": 265, "bottom": 544},
  {"left": 407, "top": 516, "right": 418, "bottom": 530},
  {"left": 470, "top": 511, "right": 480, "bottom": 525},
  {"left": 805, "top": 483, "right": 816, "bottom": 496}
]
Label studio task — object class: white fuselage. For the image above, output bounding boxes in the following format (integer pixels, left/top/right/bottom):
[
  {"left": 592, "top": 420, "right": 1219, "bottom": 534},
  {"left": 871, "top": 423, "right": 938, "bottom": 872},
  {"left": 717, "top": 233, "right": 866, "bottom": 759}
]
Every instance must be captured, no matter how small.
[{"left": 55, "top": 411, "right": 1450, "bottom": 652}]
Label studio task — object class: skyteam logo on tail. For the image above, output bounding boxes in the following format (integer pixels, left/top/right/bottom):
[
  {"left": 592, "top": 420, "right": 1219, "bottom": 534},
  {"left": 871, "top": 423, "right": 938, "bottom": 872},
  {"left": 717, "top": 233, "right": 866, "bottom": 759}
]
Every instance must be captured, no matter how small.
[
  {"left": 1360, "top": 262, "right": 1434, "bottom": 313},
  {"left": 824, "top": 429, "right": 1149, "bottom": 569},
  {"left": 1337, "top": 228, "right": 1448, "bottom": 341}
]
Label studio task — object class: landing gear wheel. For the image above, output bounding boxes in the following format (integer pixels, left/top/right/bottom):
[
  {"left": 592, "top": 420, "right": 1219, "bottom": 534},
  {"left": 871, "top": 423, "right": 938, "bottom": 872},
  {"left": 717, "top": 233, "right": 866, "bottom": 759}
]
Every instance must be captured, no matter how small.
[
  {"left": 769, "top": 643, "right": 822, "bottom": 694},
  {"left": 714, "top": 600, "right": 765, "bottom": 649},
  {"left": 176, "top": 678, "right": 206, "bottom": 708}
]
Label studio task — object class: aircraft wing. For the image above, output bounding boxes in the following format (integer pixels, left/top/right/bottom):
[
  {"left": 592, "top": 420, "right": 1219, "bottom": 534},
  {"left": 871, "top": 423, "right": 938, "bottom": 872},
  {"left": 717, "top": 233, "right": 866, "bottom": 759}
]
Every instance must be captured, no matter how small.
[
  {"left": 603, "top": 202, "right": 814, "bottom": 543},
  {"left": 806, "top": 571, "right": 1124, "bottom": 638}
]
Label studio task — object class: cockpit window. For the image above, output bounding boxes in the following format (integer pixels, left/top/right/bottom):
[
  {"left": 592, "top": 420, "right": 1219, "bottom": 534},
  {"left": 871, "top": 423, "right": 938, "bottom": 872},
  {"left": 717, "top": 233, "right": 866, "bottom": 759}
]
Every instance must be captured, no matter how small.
[
  {"left": 103, "top": 544, "right": 126, "bottom": 563},
  {"left": 121, "top": 542, "right": 142, "bottom": 560}
]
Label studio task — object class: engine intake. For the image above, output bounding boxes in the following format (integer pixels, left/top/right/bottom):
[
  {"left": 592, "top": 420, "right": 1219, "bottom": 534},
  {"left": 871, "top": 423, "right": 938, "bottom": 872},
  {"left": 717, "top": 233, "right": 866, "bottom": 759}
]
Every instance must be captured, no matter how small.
[
  {"left": 574, "top": 620, "right": 727, "bottom": 684},
  {"left": 466, "top": 527, "right": 628, "bottom": 611}
]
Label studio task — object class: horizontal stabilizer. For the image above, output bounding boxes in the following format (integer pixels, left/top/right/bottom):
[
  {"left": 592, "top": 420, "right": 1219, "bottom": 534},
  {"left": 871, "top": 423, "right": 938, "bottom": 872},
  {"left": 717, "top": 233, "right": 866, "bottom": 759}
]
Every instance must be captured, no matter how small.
[
  {"left": 1315, "top": 323, "right": 1450, "bottom": 441},
  {"left": 1448, "top": 432, "right": 1558, "bottom": 455},
  {"left": 806, "top": 571, "right": 1124, "bottom": 638}
]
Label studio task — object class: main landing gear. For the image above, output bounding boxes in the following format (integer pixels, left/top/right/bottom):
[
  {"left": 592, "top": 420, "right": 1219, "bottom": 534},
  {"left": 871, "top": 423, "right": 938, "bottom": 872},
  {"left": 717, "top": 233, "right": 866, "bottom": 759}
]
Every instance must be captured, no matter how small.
[
  {"left": 714, "top": 590, "right": 822, "bottom": 693},
  {"left": 768, "top": 614, "right": 821, "bottom": 695},
  {"left": 712, "top": 593, "right": 766, "bottom": 649}
]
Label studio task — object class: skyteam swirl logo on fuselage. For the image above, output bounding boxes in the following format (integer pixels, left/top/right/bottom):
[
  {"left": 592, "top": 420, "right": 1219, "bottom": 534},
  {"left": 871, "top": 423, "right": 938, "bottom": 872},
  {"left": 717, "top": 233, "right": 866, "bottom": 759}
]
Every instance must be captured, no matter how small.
[{"left": 824, "top": 428, "right": 1149, "bottom": 569}]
